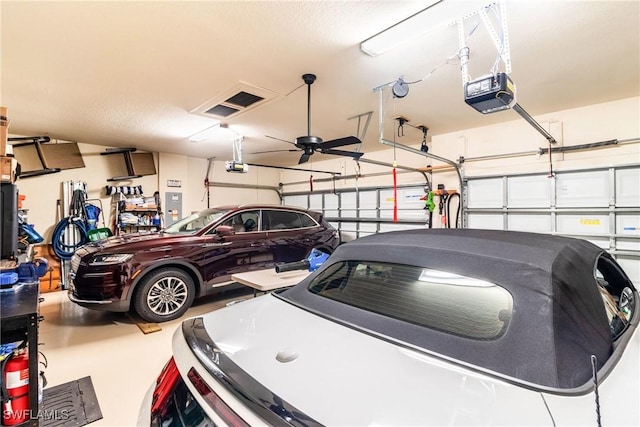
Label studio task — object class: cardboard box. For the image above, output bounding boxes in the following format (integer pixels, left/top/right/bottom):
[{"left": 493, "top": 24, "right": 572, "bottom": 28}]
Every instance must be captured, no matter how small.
[
  {"left": 0, "top": 156, "right": 18, "bottom": 183},
  {"left": 125, "top": 203, "right": 157, "bottom": 211},
  {"left": 0, "top": 106, "right": 7, "bottom": 157},
  {"left": 33, "top": 244, "right": 61, "bottom": 293}
]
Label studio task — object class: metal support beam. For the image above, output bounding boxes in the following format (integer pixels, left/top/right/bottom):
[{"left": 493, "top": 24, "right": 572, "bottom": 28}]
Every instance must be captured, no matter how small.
[
  {"left": 206, "top": 180, "right": 282, "bottom": 200},
  {"left": 512, "top": 103, "right": 557, "bottom": 144}
]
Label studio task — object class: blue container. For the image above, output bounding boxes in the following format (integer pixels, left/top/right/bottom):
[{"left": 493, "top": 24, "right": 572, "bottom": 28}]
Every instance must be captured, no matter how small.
[
  {"left": 0, "top": 271, "right": 18, "bottom": 286},
  {"left": 19, "top": 222, "right": 44, "bottom": 244}
]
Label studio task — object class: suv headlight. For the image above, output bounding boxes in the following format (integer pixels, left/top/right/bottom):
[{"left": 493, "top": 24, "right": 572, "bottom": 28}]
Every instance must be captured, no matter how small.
[{"left": 90, "top": 254, "right": 134, "bottom": 265}]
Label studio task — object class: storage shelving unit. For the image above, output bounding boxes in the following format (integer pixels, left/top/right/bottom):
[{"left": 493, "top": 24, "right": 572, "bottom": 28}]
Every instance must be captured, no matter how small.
[
  {"left": 117, "top": 206, "right": 162, "bottom": 235},
  {"left": 0, "top": 283, "right": 40, "bottom": 427}
]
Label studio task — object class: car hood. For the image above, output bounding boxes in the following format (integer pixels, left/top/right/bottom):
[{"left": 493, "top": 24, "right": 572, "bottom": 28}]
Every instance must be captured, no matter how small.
[
  {"left": 181, "top": 294, "right": 553, "bottom": 426},
  {"left": 79, "top": 231, "right": 191, "bottom": 255}
]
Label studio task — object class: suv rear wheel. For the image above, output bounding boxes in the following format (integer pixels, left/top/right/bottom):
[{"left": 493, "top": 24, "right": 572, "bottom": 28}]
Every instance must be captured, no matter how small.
[{"left": 133, "top": 268, "right": 195, "bottom": 323}]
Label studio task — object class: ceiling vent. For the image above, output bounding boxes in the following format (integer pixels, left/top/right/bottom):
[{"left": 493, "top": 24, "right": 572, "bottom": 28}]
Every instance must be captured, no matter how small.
[{"left": 191, "top": 82, "right": 282, "bottom": 120}]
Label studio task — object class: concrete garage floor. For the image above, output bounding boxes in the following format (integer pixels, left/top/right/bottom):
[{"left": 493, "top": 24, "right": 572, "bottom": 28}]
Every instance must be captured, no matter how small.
[{"left": 37, "top": 287, "right": 253, "bottom": 426}]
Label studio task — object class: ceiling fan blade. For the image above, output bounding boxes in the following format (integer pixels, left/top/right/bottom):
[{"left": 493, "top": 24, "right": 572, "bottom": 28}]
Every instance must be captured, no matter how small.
[
  {"left": 319, "top": 136, "right": 362, "bottom": 150},
  {"left": 298, "top": 152, "right": 311, "bottom": 164},
  {"left": 265, "top": 135, "right": 297, "bottom": 146},
  {"left": 321, "top": 149, "right": 364, "bottom": 160},
  {"left": 250, "top": 149, "right": 299, "bottom": 154}
]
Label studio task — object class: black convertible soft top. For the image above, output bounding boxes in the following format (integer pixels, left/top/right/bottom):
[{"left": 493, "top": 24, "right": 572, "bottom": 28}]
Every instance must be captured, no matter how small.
[{"left": 282, "top": 229, "right": 618, "bottom": 390}]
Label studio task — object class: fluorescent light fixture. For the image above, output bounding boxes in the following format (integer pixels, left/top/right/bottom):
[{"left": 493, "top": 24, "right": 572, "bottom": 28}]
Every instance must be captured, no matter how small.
[
  {"left": 360, "top": 0, "right": 452, "bottom": 57},
  {"left": 188, "top": 123, "right": 227, "bottom": 142}
]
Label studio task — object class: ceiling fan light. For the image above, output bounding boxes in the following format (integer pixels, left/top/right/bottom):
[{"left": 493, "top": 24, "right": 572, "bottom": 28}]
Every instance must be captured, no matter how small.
[{"left": 188, "top": 123, "right": 228, "bottom": 142}]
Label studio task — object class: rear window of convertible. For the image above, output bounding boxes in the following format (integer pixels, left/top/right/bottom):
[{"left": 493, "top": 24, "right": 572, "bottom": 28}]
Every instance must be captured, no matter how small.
[{"left": 308, "top": 261, "right": 513, "bottom": 340}]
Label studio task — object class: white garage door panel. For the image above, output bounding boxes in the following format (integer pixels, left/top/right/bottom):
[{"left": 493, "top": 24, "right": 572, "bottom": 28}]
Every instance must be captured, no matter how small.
[
  {"left": 398, "top": 188, "right": 427, "bottom": 209},
  {"left": 616, "top": 215, "right": 640, "bottom": 236},
  {"left": 324, "top": 209, "right": 339, "bottom": 218},
  {"left": 467, "top": 179, "right": 503, "bottom": 208},
  {"left": 379, "top": 209, "right": 394, "bottom": 219},
  {"left": 339, "top": 222, "right": 358, "bottom": 242},
  {"left": 467, "top": 214, "right": 503, "bottom": 230},
  {"left": 556, "top": 214, "right": 609, "bottom": 235},
  {"left": 379, "top": 189, "right": 395, "bottom": 208},
  {"left": 358, "top": 209, "right": 378, "bottom": 219},
  {"left": 378, "top": 188, "right": 425, "bottom": 209},
  {"left": 340, "top": 192, "right": 357, "bottom": 210},
  {"left": 617, "top": 257, "right": 640, "bottom": 284},
  {"left": 359, "top": 191, "right": 377, "bottom": 209},
  {"left": 340, "top": 232, "right": 357, "bottom": 242},
  {"left": 617, "top": 238, "right": 640, "bottom": 252},
  {"left": 398, "top": 210, "right": 429, "bottom": 221},
  {"left": 556, "top": 170, "right": 610, "bottom": 207},
  {"left": 309, "top": 194, "right": 323, "bottom": 210},
  {"left": 379, "top": 223, "right": 424, "bottom": 233},
  {"left": 359, "top": 223, "right": 377, "bottom": 233},
  {"left": 466, "top": 165, "right": 639, "bottom": 286},
  {"left": 284, "top": 195, "right": 307, "bottom": 209},
  {"left": 379, "top": 211, "right": 424, "bottom": 221},
  {"left": 507, "top": 176, "right": 551, "bottom": 208},
  {"left": 584, "top": 238, "right": 610, "bottom": 250},
  {"left": 339, "top": 222, "right": 357, "bottom": 231},
  {"left": 358, "top": 231, "right": 376, "bottom": 238},
  {"left": 341, "top": 209, "right": 357, "bottom": 218},
  {"left": 616, "top": 168, "right": 640, "bottom": 207},
  {"left": 324, "top": 194, "right": 339, "bottom": 210},
  {"left": 507, "top": 214, "right": 552, "bottom": 233}
]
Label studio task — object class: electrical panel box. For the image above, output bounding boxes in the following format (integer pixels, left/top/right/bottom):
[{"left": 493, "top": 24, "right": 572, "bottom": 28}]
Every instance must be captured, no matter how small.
[{"left": 464, "top": 73, "right": 515, "bottom": 114}]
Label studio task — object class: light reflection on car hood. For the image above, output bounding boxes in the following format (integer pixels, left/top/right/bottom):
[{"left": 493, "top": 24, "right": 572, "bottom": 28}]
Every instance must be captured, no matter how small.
[{"left": 79, "top": 232, "right": 189, "bottom": 254}]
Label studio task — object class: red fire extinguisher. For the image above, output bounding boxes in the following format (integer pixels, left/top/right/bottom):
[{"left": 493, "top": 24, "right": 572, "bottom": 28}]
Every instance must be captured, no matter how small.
[{"left": 2, "top": 351, "right": 30, "bottom": 426}]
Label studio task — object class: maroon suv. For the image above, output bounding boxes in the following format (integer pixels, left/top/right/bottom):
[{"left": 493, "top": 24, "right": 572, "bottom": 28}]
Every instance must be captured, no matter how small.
[{"left": 68, "top": 205, "right": 339, "bottom": 322}]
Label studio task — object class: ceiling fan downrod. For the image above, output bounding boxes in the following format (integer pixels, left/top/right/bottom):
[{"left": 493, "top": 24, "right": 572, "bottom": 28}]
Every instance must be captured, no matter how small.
[{"left": 302, "top": 73, "right": 316, "bottom": 137}]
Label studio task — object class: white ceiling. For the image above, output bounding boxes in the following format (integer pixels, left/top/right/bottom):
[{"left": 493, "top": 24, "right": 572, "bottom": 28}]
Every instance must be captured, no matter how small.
[{"left": 2, "top": 1, "right": 639, "bottom": 167}]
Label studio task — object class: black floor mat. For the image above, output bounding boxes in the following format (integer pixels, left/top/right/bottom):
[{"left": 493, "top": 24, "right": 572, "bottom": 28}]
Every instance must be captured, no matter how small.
[{"left": 41, "top": 376, "right": 103, "bottom": 427}]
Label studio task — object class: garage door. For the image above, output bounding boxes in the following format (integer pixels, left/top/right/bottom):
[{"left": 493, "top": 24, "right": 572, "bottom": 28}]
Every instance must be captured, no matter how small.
[
  {"left": 283, "top": 184, "right": 430, "bottom": 242},
  {"left": 465, "top": 165, "right": 640, "bottom": 284}
]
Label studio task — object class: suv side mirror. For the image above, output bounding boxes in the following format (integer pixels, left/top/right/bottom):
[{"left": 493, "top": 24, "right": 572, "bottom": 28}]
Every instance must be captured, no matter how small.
[{"left": 216, "top": 225, "right": 235, "bottom": 237}]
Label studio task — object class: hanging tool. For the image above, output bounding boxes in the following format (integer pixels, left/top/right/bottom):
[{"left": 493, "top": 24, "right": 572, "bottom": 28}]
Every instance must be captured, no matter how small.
[
  {"left": 446, "top": 192, "right": 461, "bottom": 228},
  {"left": 438, "top": 186, "right": 449, "bottom": 227},
  {"left": 392, "top": 161, "right": 398, "bottom": 222},
  {"left": 431, "top": 184, "right": 460, "bottom": 228},
  {"left": 419, "top": 125, "right": 429, "bottom": 152},
  {"left": 420, "top": 190, "right": 436, "bottom": 228},
  {"left": 274, "top": 248, "right": 330, "bottom": 273}
]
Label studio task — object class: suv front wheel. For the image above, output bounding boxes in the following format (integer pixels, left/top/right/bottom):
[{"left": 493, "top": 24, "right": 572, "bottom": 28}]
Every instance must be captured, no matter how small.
[{"left": 133, "top": 268, "right": 195, "bottom": 323}]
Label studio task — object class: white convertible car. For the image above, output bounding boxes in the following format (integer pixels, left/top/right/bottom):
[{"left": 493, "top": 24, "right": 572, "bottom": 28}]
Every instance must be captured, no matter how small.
[{"left": 139, "top": 229, "right": 639, "bottom": 426}]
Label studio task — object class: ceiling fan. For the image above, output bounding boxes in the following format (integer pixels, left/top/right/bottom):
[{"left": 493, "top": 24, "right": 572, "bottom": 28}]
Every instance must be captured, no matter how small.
[{"left": 254, "top": 74, "right": 364, "bottom": 164}]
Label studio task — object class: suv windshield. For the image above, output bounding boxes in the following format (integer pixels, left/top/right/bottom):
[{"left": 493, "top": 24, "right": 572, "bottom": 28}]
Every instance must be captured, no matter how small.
[
  {"left": 308, "top": 261, "right": 513, "bottom": 340},
  {"left": 164, "top": 209, "right": 228, "bottom": 234}
]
